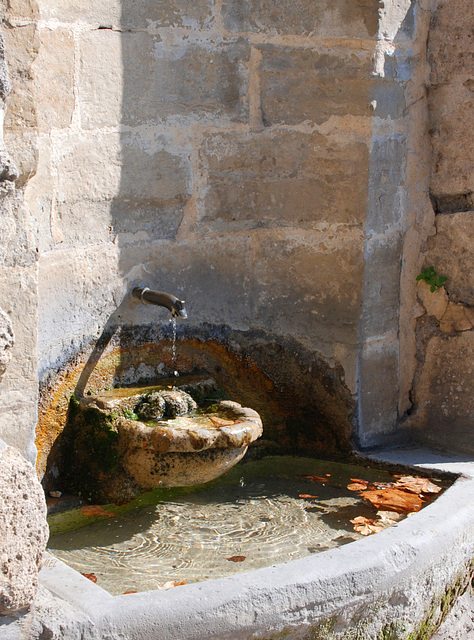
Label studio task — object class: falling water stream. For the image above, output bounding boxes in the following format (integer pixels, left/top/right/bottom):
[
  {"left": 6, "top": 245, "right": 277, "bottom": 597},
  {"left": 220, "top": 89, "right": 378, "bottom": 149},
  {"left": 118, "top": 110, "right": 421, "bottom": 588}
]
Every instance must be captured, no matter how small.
[{"left": 170, "top": 317, "right": 179, "bottom": 377}]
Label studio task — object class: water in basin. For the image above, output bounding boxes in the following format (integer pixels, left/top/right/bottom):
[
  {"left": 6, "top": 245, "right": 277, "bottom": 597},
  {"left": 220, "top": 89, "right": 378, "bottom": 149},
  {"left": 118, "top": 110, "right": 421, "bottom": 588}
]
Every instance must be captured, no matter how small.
[{"left": 47, "top": 456, "right": 446, "bottom": 595}]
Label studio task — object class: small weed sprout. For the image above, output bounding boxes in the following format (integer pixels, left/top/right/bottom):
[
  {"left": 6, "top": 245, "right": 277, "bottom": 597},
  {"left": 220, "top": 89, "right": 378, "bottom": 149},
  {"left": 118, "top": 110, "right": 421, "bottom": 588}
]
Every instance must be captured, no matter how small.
[
  {"left": 124, "top": 409, "right": 139, "bottom": 421},
  {"left": 416, "top": 266, "right": 447, "bottom": 293}
]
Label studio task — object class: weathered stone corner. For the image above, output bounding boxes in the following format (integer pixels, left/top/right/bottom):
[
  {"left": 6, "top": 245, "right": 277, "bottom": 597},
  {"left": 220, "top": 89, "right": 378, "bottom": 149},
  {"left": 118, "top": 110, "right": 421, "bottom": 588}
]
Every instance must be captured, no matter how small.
[{"left": 0, "top": 440, "right": 48, "bottom": 613}]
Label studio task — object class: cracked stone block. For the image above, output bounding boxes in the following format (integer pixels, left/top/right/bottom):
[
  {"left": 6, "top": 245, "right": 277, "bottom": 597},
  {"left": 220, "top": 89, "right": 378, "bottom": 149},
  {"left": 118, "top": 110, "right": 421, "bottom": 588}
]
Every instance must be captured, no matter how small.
[{"left": 0, "top": 442, "right": 48, "bottom": 613}]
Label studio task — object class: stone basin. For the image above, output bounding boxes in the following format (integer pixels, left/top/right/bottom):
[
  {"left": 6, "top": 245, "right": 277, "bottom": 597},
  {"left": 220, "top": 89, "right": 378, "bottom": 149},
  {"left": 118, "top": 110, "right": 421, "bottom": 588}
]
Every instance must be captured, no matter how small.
[{"left": 51, "top": 380, "right": 263, "bottom": 503}]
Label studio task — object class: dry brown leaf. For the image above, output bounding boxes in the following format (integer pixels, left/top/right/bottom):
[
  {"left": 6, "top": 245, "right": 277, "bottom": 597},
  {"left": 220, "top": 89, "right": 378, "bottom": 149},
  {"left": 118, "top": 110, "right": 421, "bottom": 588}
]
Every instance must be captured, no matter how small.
[
  {"left": 227, "top": 555, "right": 246, "bottom": 563},
  {"left": 299, "top": 494, "right": 319, "bottom": 499},
  {"left": 360, "top": 488, "right": 424, "bottom": 514},
  {"left": 124, "top": 590, "right": 137, "bottom": 594},
  {"left": 350, "top": 478, "right": 369, "bottom": 485},
  {"left": 81, "top": 573, "right": 98, "bottom": 583},
  {"left": 81, "top": 505, "right": 116, "bottom": 518},
  {"left": 393, "top": 475, "right": 442, "bottom": 495}
]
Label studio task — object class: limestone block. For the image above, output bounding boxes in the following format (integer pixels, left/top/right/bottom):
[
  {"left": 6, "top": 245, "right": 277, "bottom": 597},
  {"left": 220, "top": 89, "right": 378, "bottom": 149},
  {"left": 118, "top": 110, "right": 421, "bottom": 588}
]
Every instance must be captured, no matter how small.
[
  {"left": 0, "top": 190, "right": 37, "bottom": 268},
  {"left": 0, "top": 307, "right": 14, "bottom": 380},
  {"left": 119, "top": 234, "right": 253, "bottom": 328},
  {"left": 78, "top": 30, "right": 122, "bottom": 130},
  {"left": 429, "top": 81, "right": 474, "bottom": 197},
  {"left": 0, "top": 441, "right": 48, "bottom": 612},
  {"left": 3, "top": 23, "right": 39, "bottom": 185},
  {"left": 54, "top": 131, "right": 191, "bottom": 243},
  {"left": 39, "top": 0, "right": 214, "bottom": 30},
  {"left": 366, "top": 136, "right": 406, "bottom": 235},
  {"left": 3, "top": 23, "right": 39, "bottom": 132},
  {"left": 428, "top": 0, "right": 474, "bottom": 86},
  {"left": 37, "top": 245, "right": 121, "bottom": 372},
  {"left": 80, "top": 31, "right": 249, "bottom": 128},
  {"left": 427, "top": 211, "right": 474, "bottom": 306},
  {"left": 360, "top": 234, "right": 402, "bottom": 339},
  {"left": 414, "top": 332, "right": 474, "bottom": 454},
  {"left": 417, "top": 280, "right": 448, "bottom": 321},
  {"left": 439, "top": 303, "right": 474, "bottom": 333},
  {"left": 23, "top": 137, "right": 55, "bottom": 253},
  {"left": 258, "top": 45, "right": 373, "bottom": 126},
  {"left": 222, "top": 0, "right": 379, "bottom": 38},
  {"left": 249, "top": 228, "right": 363, "bottom": 348},
  {"left": 0, "top": 266, "right": 39, "bottom": 462},
  {"left": 199, "top": 130, "right": 369, "bottom": 231},
  {"left": 32, "top": 27, "right": 74, "bottom": 133},
  {"left": 358, "top": 340, "right": 399, "bottom": 446}
]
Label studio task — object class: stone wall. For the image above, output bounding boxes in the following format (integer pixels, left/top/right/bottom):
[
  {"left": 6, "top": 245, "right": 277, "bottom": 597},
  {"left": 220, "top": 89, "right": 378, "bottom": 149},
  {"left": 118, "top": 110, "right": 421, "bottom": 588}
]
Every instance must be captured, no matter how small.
[
  {"left": 27, "top": 0, "right": 378, "bottom": 392},
  {"left": 2, "top": 0, "right": 470, "bottom": 460},
  {"left": 23, "top": 0, "right": 429, "bottom": 452},
  {"left": 407, "top": 0, "right": 474, "bottom": 453},
  {"left": 0, "top": 1, "right": 40, "bottom": 462}
]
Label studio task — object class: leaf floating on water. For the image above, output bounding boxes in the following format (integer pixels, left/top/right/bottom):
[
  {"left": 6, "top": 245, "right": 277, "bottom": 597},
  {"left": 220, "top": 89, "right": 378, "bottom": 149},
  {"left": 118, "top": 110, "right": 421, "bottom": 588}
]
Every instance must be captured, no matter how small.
[
  {"left": 227, "top": 555, "right": 246, "bottom": 563},
  {"left": 360, "top": 488, "right": 424, "bottom": 514},
  {"left": 299, "top": 494, "right": 319, "bottom": 500},
  {"left": 81, "top": 505, "right": 116, "bottom": 518},
  {"left": 159, "top": 580, "right": 186, "bottom": 589},
  {"left": 124, "top": 590, "right": 137, "bottom": 594},
  {"left": 81, "top": 573, "right": 98, "bottom": 583},
  {"left": 347, "top": 482, "right": 368, "bottom": 492},
  {"left": 298, "top": 474, "right": 328, "bottom": 484},
  {"left": 392, "top": 475, "right": 442, "bottom": 495},
  {"left": 350, "top": 516, "right": 384, "bottom": 536}
]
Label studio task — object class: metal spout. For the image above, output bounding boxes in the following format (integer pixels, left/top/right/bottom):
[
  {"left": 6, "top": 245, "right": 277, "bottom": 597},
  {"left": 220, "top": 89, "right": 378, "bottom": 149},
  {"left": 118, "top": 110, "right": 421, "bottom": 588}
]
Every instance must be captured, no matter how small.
[{"left": 131, "top": 287, "right": 187, "bottom": 318}]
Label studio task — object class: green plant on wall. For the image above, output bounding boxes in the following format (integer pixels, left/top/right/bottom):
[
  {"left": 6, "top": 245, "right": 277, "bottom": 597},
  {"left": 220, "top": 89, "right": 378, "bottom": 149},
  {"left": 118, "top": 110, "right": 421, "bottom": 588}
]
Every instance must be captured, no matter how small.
[{"left": 416, "top": 266, "right": 447, "bottom": 292}]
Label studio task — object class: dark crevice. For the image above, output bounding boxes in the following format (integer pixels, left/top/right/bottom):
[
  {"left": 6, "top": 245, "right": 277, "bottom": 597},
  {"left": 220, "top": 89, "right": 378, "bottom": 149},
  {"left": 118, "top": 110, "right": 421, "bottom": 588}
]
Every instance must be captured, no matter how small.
[{"left": 430, "top": 191, "right": 474, "bottom": 214}]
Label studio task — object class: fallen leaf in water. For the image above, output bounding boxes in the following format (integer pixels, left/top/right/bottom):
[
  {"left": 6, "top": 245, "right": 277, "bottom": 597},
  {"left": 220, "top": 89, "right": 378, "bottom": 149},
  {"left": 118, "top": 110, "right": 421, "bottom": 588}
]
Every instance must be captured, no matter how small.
[
  {"left": 81, "top": 505, "right": 116, "bottom": 518},
  {"left": 299, "top": 494, "right": 319, "bottom": 499},
  {"left": 298, "top": 474, "right": 328, "bottom": 484},
  {"left": 393, "top": 475, "right": 442, "bottom": 495},
  {"left": 377, "top": 510, "right": 404, "bottom": 525},
  {"left": 360, "top": 488, "right": 424, "bottom": 514},
  {"left": 81, "top": 573, "right": 98, "bottom": 583},
  {"left": 159, "top": 580, "right": 186, "bottom": 589},
  {"left": 350, "top": 478, "right": 369, "bottom": 485},
  {"left": 347, "top": 482, "right": 368, "bottom": 492},
  {"left": 227, "top": 555, "right": 246, "bottom": 563},
  {"left": 350, "top": 516, "right": 385, "bottom": 536},
  {"left": 124, "top": 590, "right": 137, "bottom": 594}
]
